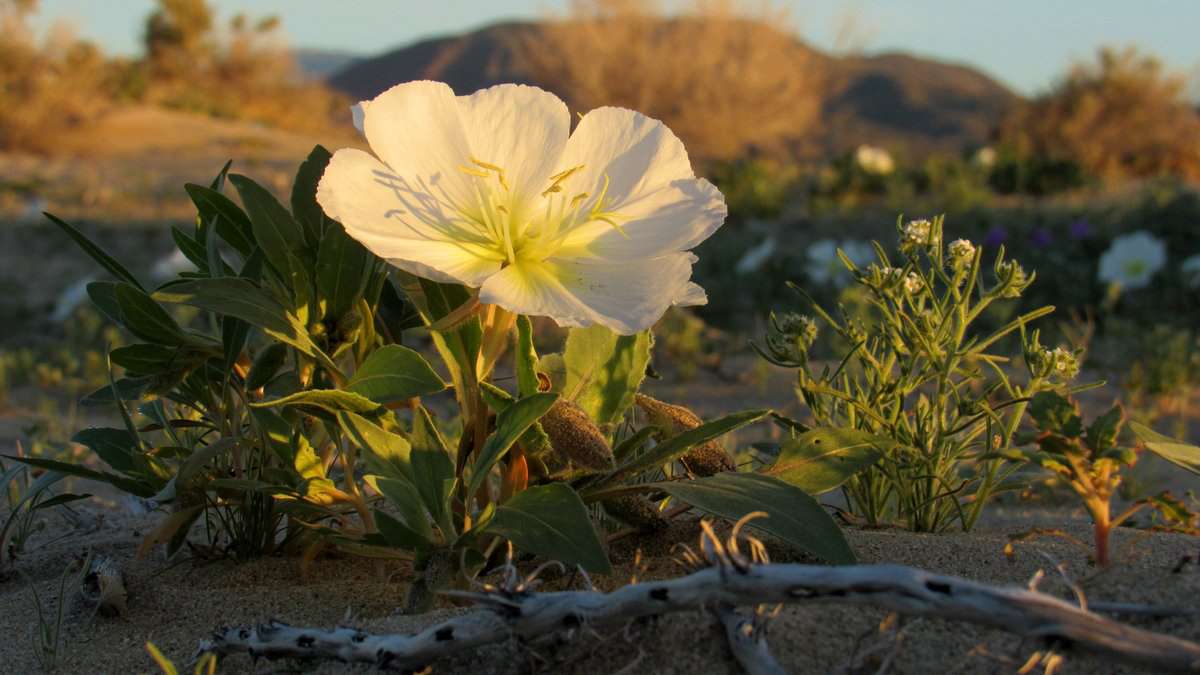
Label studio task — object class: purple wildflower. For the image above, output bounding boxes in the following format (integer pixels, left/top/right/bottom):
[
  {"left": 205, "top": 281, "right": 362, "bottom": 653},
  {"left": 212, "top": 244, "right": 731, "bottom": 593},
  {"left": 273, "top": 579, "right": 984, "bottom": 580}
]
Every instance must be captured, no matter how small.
[
  {"left": 1029, "top": 227, "right": 1053, "bottom": 248},
  {"left": 1068, "top": 219, "right": 1093, "bottom": 240},
  {"left": 983, "top": 226, "right": 1008, "bottom": 248}
]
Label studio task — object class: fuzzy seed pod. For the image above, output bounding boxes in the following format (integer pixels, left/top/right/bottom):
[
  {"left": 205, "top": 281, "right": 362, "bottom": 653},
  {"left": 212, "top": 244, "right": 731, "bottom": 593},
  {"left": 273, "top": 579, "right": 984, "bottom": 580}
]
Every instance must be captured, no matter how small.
[
  {"left": 403, "top": 548, "right": 454, "bottom": 615},
  {"left": 540, "top": 400, "right": 615, "bottom": 471},
  {"left": 635, "top": 394, "right": 735, "bottom": 476},
  {"left": 602, "top": 495, "right": 668, "bottom": 532}
]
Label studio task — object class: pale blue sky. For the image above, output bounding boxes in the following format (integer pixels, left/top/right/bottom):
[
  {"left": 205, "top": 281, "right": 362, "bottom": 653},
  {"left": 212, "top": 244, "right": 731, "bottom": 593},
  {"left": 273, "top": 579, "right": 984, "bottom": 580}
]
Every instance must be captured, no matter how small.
[{"left": 30, "top": 0, "right": 1200, "bottom": 95}]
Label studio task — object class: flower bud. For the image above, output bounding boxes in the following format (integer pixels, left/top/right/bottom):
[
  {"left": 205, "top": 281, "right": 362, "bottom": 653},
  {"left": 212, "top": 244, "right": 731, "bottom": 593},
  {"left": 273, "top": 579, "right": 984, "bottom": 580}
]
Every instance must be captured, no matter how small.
[
  {"left": 635, "top": 394, "right": 735, "bottom": 476},
  {"left": 602, "top": 495, "right": 668, "bottom": 531},
  {"left": 540, "top": 399, "right": 615, "bottom": 471}
]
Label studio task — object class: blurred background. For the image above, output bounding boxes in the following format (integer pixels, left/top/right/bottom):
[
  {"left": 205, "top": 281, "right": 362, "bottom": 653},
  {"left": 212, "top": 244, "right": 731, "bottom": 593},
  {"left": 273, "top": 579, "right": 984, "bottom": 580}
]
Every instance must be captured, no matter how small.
[{"left": 2, "top": 0, "right": 1199, "bottom": 448}]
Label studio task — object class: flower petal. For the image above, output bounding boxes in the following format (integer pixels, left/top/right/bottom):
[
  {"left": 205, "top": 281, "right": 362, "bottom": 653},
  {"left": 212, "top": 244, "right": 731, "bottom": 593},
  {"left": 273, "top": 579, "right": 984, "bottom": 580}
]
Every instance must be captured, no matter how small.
[
  {"left": 478, "top": 253, "right": 698, "bottom": 334},
  {"left": 360, "top": 80, "right": 477, "bottom": 213},
  {"left": 317, "top": 148, "right": 501, "bottom": 286},
  {"left": 456, "top": 84, "right": 570, "bottom": 207},
  {"left": 551, "top": 107, "right": 726, "bottom": 259}
]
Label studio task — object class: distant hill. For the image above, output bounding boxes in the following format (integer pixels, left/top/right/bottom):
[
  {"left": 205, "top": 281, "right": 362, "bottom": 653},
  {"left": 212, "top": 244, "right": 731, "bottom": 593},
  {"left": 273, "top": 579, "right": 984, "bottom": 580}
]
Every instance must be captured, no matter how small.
[
  {"left": 327, "top": 21, "right": 1019, "bottom": 160},
  {"left": 293, "top": 48, "right": 362, "bottom": 81}
]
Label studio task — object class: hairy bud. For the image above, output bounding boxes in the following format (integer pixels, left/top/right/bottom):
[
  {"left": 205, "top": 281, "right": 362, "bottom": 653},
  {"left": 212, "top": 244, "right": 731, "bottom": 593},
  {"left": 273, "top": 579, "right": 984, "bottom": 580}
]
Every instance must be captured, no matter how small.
[
  {"left": 602, "top": 495, "right": 669, "bottom": 532},
  {"left": 541, "top": 400, "right": 615, "bottom": 471},
  {"left": 635, "top": 394, "right": 735, "bottom": 476}
]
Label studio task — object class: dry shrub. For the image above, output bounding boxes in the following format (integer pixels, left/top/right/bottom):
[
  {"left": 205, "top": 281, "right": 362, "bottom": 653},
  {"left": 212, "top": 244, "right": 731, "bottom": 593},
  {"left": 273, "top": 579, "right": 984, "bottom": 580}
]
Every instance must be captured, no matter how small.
[
  {"left": 0, "top": 1, "right": 110, "bottom": 152},
  {"left": 999, "top": 46, "right": 1200, "bottom": 182},
  {"left": 520, "top": 0, "right": 823, "bottom": 160},
  {"left": 139, "top": 2, "right": 347, "bottom": 134}
]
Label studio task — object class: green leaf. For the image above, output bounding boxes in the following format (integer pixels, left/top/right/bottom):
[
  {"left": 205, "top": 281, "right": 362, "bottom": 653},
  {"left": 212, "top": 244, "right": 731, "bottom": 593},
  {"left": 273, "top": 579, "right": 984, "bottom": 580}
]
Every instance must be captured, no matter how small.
[
  {"left": 658, "top": 472, "right": 855, "bottom": 564},
  {"left": 411, "top": 405, "right": 456, "bottom": 532},
  {"left": 229, "top": 174, "right": 307, "bottom": 282},
  {"left": 562, "top": 326, "right": 652, "bottom": 426},
  {"left": 250, "top": 389, "right": 383, "bottom": 416},
  {"left": 1029, "top": 391, "right": 1082, "bottom": 437},
  {"left": 4, "top": 455, "right": 155, "bottom": 498},
  {"left": 1131, "top": 421, "right": 1200, "bottom": 476},
  {"left": 486, "top": 483, "right": 611, "bottom": 573},
  {"left": 467, "top": 392, "right": 558, "bottom": 499},
  {"left": 346, "top": 345, "right": 445, "bottom": 404},
  {"left": 603, "top": 409, "right": 770, "bottom": 487},
  {"left": 184, "top": 183, "right": 256, "bottom": 256},
  {"left": 291, "top": 145, "right": 332, "bottom": 246},
  {"left": 45, "top": 212, "right": 143, "bottom": 290},
  {"left": 315, "top": 224, "right": 371, "bottom": 320},
  {"left": 1086, "top": 406, "right": 1124, "bottom": 454},
  {"left": 85, "top": 281, "right": 124, "bottom": 325},
  {"left": 114, "top": 283, "right": 191, "bottom": 346},
  {"left": 79, "top": 377, "right": 152, "bottom": 407},
  {"left": 110, "top": 344, "right": 204, "bottom": 376},
  {"left": 72, "top": 427, "right": 138, "bottom": 475},
  {"left": 171, "top": 226, "right": 210, "bottom": 273},
  {"left": 763, "top": 427, "right": 889, "bottom": 495},
  {"left": 339, "top": 412, "right": 413, "bottom": 483},
  {"left": 373, "top": 509, "right": 430, "bottom": 550},
  {"left": 153, "top": 278, "right": 319, "bottom": 357},
  {"left": 175, "top": 438, "right": 238, "bottom": 490},
  {"left": 515, "top": 315, "right": 540, "bottom": 397},
  {"left": 365, "top": 475, "right": 434, "bottom": 544}
]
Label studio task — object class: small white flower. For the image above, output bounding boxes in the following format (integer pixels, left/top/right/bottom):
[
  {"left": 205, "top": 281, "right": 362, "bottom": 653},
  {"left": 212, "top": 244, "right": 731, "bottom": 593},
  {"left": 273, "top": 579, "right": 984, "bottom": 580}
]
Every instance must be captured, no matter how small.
[
  {"left": 973, "top": 146, "right": 997, "bottom": 168},
  {"left": 903, "top": 272, "right": 924, "bottom": 294},
  {"left": 947, "top": 239, "right": 976, "bottom": 268},
  {"left": 1181, "top": 254, "right": 1200, "bottom": 289},
  {"left": 1050, "top": 346, "right": 1079, "bottom": 380},
  {"left": 854, "top": 144, "right": 895, "bottom": 175},
  {"left": 1097, "top": 231, "right": 1166, "bottom": 290},
  {"left": 901, "top": 219, "right": 933, "bottom": 248},
  {"left": 319, "top": 81, "right": 726, "bottom": 334}
]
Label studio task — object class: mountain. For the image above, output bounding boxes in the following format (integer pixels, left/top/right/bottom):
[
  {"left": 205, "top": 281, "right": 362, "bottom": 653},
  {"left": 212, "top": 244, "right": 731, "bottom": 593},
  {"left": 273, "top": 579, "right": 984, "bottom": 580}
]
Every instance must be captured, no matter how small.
[
  {"left": 293, "top": 48, "right": 362, "bottom": 81},
  {"left": 327, "top": 21, "right": 1019, "bottom": 160}
]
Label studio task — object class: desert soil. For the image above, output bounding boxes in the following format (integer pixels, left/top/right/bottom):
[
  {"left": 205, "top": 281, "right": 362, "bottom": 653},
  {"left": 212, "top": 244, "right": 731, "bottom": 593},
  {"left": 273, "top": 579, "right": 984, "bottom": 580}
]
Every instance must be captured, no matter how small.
[{"left": 2, "top": 498, "right": 1200, "bottom": 675}]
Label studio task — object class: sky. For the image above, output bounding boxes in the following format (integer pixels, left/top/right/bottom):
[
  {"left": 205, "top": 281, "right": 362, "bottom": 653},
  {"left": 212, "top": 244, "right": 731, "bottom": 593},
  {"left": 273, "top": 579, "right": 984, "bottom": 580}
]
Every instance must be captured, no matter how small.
[{"left": 30, "top": 0, "right": 1200, "bottom": 95}]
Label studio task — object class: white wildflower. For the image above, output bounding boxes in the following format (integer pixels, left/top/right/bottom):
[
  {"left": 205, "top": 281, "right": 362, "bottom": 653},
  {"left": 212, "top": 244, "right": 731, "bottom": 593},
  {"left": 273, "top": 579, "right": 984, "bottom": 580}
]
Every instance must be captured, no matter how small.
[
  {"left": 1097, "top": 231, "right": 1166, "bottom": 290},
  {"left": 854, "top": 144, "right": 895, "bottom": 175}
]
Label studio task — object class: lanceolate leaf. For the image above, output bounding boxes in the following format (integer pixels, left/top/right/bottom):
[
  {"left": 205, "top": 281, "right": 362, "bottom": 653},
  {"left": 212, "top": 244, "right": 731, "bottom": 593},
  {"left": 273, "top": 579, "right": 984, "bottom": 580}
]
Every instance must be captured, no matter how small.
[
  {"left": 1131, "top": 421, "right": 1200, "bottom": 476},
  {"left": 467, "top": 392, "right": 558, "bottom": 499},
  {"left": 184, "top": 183, "right": 256, "bottom": 256},
  {"left": 153, "top": 278, "right": 319, "bottom": 357},
  {"left": 763, "top": 427, "right": 890, "bottom": 495},
  {"left": 114, "top": 283, "right": 192, "bottom": 346},
  {"left": 346, "top": 345, "right": 445, "bottom": 404},
  {"left": 486, "top": 483, "right": 611, "bottom": 574},
  {"left": 291, "top": 145, "right": 332, "bottom": 246},
  {"left": 515, "top": 315, "right": 540, "bottom": 397},
  {"left": 601, "top": 409, "right": 770, "bottom": 487},
  {"left": 229, "top": 174, "right": 308, "bottom": 282},
  {"left": 45, "top": 213, "right": 143, "bottom": 290},
  {"left": 72, "top": 427, "right": 139, "bottom": 475},
  {"left": 250, "top": 389, "right": 384, "bottom": 416},
  {"left": 338, "top": 411, "right": 414, "bottom": 483},
  {"left": 410, "top": 405, "right": 456, "bottom": 529},
  {"left": 562, "top": 325, "right": 652, "bottom": 426},
  {"left": 658, "top": 472, "right": 855, "bottom": 564},
  {"left": 316, "top": 224, "right": 372, "bottom": 321}
]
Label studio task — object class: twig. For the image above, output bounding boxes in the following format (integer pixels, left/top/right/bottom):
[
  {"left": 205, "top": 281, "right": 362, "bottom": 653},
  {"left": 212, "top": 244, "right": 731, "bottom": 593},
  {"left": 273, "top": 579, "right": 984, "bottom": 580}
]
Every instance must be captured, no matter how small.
[
  {"left": 715, "top": 604, "right": 787, "bottom": 675},
  {"left": 198, "top": 522, "right": 1200, "bottom": 673}
]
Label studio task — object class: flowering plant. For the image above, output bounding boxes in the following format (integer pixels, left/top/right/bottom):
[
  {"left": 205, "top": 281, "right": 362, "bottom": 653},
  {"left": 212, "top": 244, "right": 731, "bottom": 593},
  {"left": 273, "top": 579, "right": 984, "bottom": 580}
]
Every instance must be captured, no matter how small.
[{"left": 16, "top": 82, "right": 858, "bottom": 599}]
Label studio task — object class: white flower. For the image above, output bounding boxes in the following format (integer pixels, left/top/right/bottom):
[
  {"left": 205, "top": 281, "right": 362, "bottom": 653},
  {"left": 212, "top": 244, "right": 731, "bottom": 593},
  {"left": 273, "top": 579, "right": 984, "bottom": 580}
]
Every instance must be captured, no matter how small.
[
  {"left": 901, "top": 219, "right": 933, "bottom": 248},
  {"left": 806, "top": 238, "right": 873, "bottom": 288},
  {"left": 1181, "top": 254, "right": 1200, "bottom": 288},
  {"left": 903, "top": 272, "right": 924, "bottom": 294},
  {"left": 854, "top": 144, "right": 895, "bottom": 175},
  {"left": 948, "top": 239, "right": 975, "bottom": 267},
  {"left": 1097, "top": 231, "right": 1166, "bottom": 290},
  {"left": 1050, "top": 346, "right": 1079, "bottom": 380},
  {"left": 973, "top": 146, "right": 997, "bottom": 168},
  {"left": 318, "top": 81, "right": 726, "bottom": 334}
]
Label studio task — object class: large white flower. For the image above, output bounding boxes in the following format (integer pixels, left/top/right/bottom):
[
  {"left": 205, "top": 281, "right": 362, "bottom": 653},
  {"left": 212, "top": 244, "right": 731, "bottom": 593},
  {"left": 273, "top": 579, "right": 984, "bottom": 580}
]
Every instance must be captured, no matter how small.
[
  {"left": 317, "top": 81, "right": 726, "bottom": 334},
  {"left": 1097, "top": 231, "right": 1166, "bottom": 290}
]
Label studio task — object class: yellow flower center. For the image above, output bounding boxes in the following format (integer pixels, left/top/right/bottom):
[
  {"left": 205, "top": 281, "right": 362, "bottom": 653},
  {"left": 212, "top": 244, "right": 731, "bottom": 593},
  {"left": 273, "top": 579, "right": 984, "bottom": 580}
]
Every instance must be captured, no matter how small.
[{"left": 456, "top": 157, "right": 626, "bottom": 267}]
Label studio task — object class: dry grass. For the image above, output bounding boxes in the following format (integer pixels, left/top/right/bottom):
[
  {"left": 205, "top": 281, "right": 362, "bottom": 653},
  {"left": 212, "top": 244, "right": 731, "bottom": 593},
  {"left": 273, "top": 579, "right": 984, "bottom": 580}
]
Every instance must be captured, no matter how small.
[
  {"left": 519, "top": 0, "right": 823, "bottom": 160},
  {"left": 1000, "top": 46, "right": 1200, "bottom": 182}
]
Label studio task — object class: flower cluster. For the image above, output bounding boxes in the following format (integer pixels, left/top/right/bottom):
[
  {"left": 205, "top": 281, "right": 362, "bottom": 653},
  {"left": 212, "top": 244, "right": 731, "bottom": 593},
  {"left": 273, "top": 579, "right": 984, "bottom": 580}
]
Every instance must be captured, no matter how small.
[
  {"left": 761, "top": 311, "right": 818, "bottom": 366},
  {"left": 994, "top": 260, "right": 1028, "bottom": 298},
  {"left": 947, "top": 238, "right": 976, "bottom": 269},
  {"left": 900, "top": 218, "right": 934, "bottom": 249}
]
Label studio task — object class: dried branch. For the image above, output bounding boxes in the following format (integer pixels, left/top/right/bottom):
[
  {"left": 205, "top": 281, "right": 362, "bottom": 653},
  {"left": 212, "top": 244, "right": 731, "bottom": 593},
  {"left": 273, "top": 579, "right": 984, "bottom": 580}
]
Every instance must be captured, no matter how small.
[{"left": 197, "top": 521, "right": 1200, "bottom": 673}]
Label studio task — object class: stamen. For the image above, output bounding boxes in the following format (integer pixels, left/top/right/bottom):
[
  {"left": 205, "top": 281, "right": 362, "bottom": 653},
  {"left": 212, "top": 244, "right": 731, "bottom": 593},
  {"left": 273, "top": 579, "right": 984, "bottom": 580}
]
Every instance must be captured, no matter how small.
[
  {"left": 542, "top": 164, "right": 585, "bottom": 197},
  {"left": 459, "top": 165, "right": 490, "bottom": 179}
]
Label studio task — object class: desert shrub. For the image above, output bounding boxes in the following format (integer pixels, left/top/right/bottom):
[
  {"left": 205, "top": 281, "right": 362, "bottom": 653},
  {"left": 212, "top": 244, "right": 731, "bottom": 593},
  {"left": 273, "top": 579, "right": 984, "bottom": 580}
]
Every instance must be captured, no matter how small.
[
  {"left": 0, "top": 1, "right": 111, "bottom": 152},
  {"left": 998, "top": 46, "right": 1200, "bottom": 183},
  {"left": 519, "top": 0, "right": 823, "bottom": 160}
]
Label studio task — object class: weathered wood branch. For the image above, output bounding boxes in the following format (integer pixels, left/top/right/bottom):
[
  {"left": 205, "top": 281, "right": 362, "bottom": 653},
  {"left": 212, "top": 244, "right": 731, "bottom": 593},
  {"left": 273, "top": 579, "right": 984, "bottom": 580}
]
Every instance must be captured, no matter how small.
[{"left": 198, "top": 561, "right": 1200, "bottom": 673}]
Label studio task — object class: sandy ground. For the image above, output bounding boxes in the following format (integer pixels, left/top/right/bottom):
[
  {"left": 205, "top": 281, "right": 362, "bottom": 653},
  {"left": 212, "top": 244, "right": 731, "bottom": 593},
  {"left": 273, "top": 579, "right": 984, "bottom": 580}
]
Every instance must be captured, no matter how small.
[{"left": 2, "top": 498, "right": 1200, "bottom": 675}]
